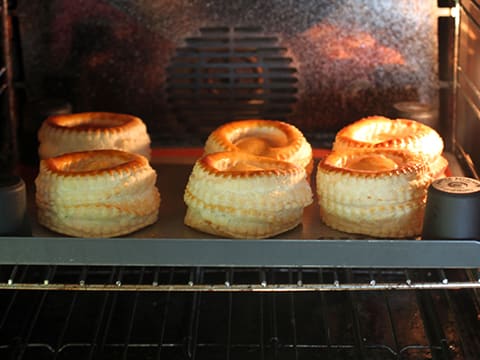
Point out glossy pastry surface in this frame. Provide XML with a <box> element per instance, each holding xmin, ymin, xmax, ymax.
<box><xmin>38</xmin><ymin>112</ymin><xmax>151</xmax><ymax>160</ymax></box>
<box><xmin>332</xmin><ymin>116</ymin><xmax>447</xmax><ymax>178</ymax></box>
<box><xmin>204</xmin><ymin>119</ymin><xmax>313</xmax><ymax>175</ymax></box>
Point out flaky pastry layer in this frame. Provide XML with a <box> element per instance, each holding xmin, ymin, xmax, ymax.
<box><xmin>204</xmin><ymin>119</ymin><xmax>313</xmax><ymax>174</ymax></box>
<box><xmin>333</xmin><ymin>116</ymin><xmax>444</xmax><ymax>160</ymax></box>
<box><xmin>184</xmin><ymin>151</ymin><xmax>313</xmax><ymax>238</ymax></box>
<box><xmin>316</xmin><ymin>149</ymin><xmax>431</xmax><ymax>238</ymax></box>
<box><xmin>38</xmin><ymin>112</ymin><xmax>151</xmax><ymax>160</ymax></box>
<box><xmin>35</xmin><ymin>149</ymin><xmax>160</xmax><ymax>237</ymax></box>
<box><xmin>332</xmin><ymin>116</ymin><xmax>448</xmax><ymax>180</ymax></box>
<box><xmin>319</xmin><ymin>199</ymin><xmax>425</xmax><ymax>238</ymax></box>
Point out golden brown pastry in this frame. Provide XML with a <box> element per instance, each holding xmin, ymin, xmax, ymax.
<box><xmin>316</xmin><ymin>149</ymin><xmax>431</xmax><ymax>238</ymax></box>
<box><xmin>332</xmin><ymin>116</ymin><xmax>447</xmax><ymax>179</ymax></box>
<box><xmin>184</xmin><ymin>151</ymin><xmax>313</xmax><ymax>239</ymax></box>
<box><xmin>38</xmin><ymin>112</ymin><xmax>151</xmax><ymax>160</ymax></box>
<box><xmin>35</xmin><ymin>149</ymin><xmax>160</xmax><ymax>237</ymax></box>
<box><xmin>204</xmin><ymin>119</ymin><xmax>313</xmax><ymax>177</ymax></box>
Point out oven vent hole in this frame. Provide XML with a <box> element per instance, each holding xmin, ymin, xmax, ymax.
<box><xmin>166</xmin><ymin>26</ymin><xmax>298</xmax><ymax>135</ymax></box>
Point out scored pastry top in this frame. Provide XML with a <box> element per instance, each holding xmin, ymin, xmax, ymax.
<box><xmin>204</xmin><ymin>119</ymin><xmax>312</xmax><ymax>167</ymax></box>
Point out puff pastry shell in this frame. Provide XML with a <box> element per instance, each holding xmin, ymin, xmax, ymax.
<box><xmin>38</xmin><ymin>112</ymin><xmax>151</xmax><ymax>160</ymax></box>
<box><xmin>204</xmin><ymin>119</ymin><xmax>313</xmax><ymax>176</ymax></box>
<box><xmin>184</xmin><ymin>151</ymin><xmax>313</xmax><ymax>238</ymax></box>
<box><xmin>316</xmin><ymin>149</ymin><xmax>432</xmax><ymax>238</ymax></box>
<box><xmin>35</xmin><ymin>150</ymin><xmax>160</xmax><ymax>237</ymax></box>
<box><xmin>333</xmin><ymin>116</ymin><xmax>447</xmax><ymax>178</ymax></box>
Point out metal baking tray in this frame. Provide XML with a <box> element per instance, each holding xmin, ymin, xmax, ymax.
<box><xmin>1</xmin><ymin>149</ymin><xmax>479</xmax><ymax>268</ymax></box>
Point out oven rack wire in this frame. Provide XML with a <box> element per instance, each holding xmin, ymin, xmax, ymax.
<box><xmin>1</xmin><ymin>265</ymin><xmax>480</xmax><ymax>292</ymax></box>
<box><xmin>1</xmin><ymin>266</ymin><xmax>480</xmax><ymax>359</ymax></box>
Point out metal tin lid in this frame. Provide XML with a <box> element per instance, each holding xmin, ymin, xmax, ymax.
<box><xmin>431</xmin><ymin>176</ymin><xmax>480</xmax><ymax>195</ymax></box>
<box><xmin>391</xmin><ymin>101</ymin><xmax>438</xmax><ymax>129</ymax></box>
<box><xmin>393</xmin><ymin>101</ymin><xmax>434</xmax><ymax>116</ymax></box>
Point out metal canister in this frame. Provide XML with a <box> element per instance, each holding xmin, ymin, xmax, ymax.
<box><xmin>392</xmin><ymin>101</ymin><xmax>439</xmax><ymax>130</ymax></box>
<box><xmin>422</xmin><ymin>177</ymin><xmax>480</xmax><ymax>239</ymax></box>
<box><xmin>0</xmin><ymin>175</ymin><xmax>28</xmax><ymax>236</ymax></box>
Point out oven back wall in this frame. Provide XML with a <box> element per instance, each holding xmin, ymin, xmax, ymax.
<box><xmin>17</xmin><ymin>0</ymin><xmax>438</xmax><ymax>145</ymax></box>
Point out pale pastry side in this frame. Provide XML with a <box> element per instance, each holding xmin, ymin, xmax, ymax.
<box><xmin>38</xmin><ymin>112</ymin><xmax>151</xmax><ymax>160</ymax></box>
<box><xmin>316</xmin><ymin>149</ymin><xmax>431</xmax><ymax>238</ymax></box>
<box><xmin>35</xmin><ymin>149</ymin><xmax>160</xmax><ymax>237</ymax></box>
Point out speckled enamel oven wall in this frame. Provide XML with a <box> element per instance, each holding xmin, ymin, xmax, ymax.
<box><xmin>18</xmin><ymin>0</ymin><xmax>438</xmax><ymax>144</ymax></box>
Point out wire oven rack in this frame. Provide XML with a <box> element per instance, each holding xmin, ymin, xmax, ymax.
<box><xmin>1</xmin><ymin>266</ymin><xmax>480</xmax><ymax>293</ymax></box>
<box><xmin>0</xmin><ymin>266</ymin><xmax>479</xmax><ymax>360</ymax></box>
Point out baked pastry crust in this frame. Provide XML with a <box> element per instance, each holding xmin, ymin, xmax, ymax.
<box><xmin>333</xmin><ymin>116</ymin><xmax>447</xmax><ymax>178</ymax></box>
<box><xmin>35</xmin><ymin>149</ymin><xmax>160</xmax><ymax>237</ymax></box>
<box><xmin>204</xmin><ymin>119</ymin><xmax>313</xmax><ymax>176</ymax></box>
<box><xmin>184</xmin><ymin>151</ymin><xmax>313</xmax><ymax>238</ymax></box>
<box><xmin>316</xmin><ymin>149</ymin><xmax>431</xmax><ymax>238</ymax></box>
<box><xmin>38</xmin><ymin>112</ymin><xmax>151</xmax><ymax>160</ymax></box>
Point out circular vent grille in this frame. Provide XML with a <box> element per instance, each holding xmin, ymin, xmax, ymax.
<box><xmin>166</xmin><ymin>26</ymin><xmax>298</xmax><ymax>132</ymax></box>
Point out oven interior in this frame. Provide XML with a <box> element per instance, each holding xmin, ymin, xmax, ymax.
<box><xmin>1</xmin><ymin>1</ymin><xmax>480</xmax><ymax>359</ymax></box>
